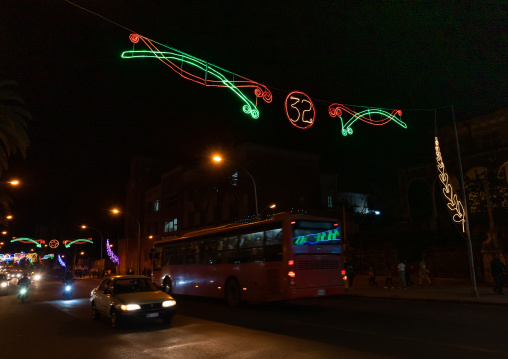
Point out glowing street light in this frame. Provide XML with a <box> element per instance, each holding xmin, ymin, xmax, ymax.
<box><xmin>212</xmin><ymin>154</ymin><xmax>259</xmax><ymax>219</ymax></box>
<box><xmin>81</xmin><ymin>225</ymin><xmax>104</xmax><ymax>270</ymax></box>
<box><xmin>111</xmin><ymin>208</ymin><xmax>141</xmax><ymax>275</ymax></box>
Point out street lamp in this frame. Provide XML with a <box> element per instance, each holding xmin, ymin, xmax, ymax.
<box><xmin>212</xmin><ymin>155</ymin><xmax>259</xmax><ymax>219</ymax></box>
<box><xmin>111</xmin><ymin>208</ymin><xmax>141</xmax><ymax>275</ymax></box>
<box><xmin>81</xmin><ymin>225</ymin><xmax>104</xmax><ymax>272</ymax></box>
<box><xmin>260</xmin><ymin>203</ymin><xmax>276</xmax><ymax>219</ymax></box>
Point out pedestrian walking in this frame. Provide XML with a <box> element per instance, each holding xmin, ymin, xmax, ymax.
<box><xmin>384</xmin><ymin>265</ymin><xmax>394</xmax><ymax>289</ymax></box>
<box><xmin>368</xmin><ymin>264</ymin><xmax>377</xmax><ymax>287</ymax></box>
<box><xmin>345</xmin><ymin>260</ymin><xmax>355</xmax><ymax>290</ymax></box>
<box><xmin>419</xmin><ymin>258</ymin><xmax>432</xmax><ymax>285</ymax></box>
<box><xmin>405</xmin><ymin>260</ymin><xmax>414</xmax><ymax>288</ymax></box>
<box><xmin>490</xmin><ymin>253</ymin><xmax>506</xmax><ymax>295</ymax></box>
<box><xmin>398</xmin><ymin>260</ymin><xmax>406</xmax><ymax>288</ymax></box>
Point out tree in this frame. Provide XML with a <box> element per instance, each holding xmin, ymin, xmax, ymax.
<box><xmin>0</xmin><ymin>79</ymin><xmax>31</xmax><ymax>224</ymax></box>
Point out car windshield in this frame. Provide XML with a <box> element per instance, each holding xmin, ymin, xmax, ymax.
<box><xmin>113</xmin><ymin>278</ymin><xmax>159</xmax><ymax>294</ymax></box>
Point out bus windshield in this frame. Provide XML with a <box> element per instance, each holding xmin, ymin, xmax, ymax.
<box><xmin>292</xmin><ymin>220</ymin><xmax>341</xmax><ymax>245</ymax></box>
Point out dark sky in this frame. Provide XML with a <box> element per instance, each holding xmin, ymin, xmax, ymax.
<box><xmin>0</xmin><ymin>1</ymin><xmax>506</xmax><ymax>239</ymax></box>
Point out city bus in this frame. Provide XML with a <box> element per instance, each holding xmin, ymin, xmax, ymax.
<box><xmin>152</xmin><ymin>212</ymin><xmax>344</xmax><ymax>305</ymax></box>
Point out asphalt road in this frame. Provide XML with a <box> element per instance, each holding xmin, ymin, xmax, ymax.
<box><xmin>1</xmin><ymin>277</ymin><xmax>507</xmax><ymax>359</ymax></box>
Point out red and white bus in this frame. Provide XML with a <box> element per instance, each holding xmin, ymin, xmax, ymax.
<box><xmin>152</xmin><ymin>212</ymin><xmax>344</xmax><ymax>305</ymax></box>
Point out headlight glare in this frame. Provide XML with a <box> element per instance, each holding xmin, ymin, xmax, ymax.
<box><xmin>1</xmin><ymin>282</ymin><xmax>7</xmax><ymax>287</ymax></box>
<box><xmin>120</xmin><ymin>304</ymin><xmax>141</xmax><ymax>311</ymax></box>
<box><xmin>162</xmin><ymin>300</ymin><xmax>176</xmax><ymax>307</ymax></box>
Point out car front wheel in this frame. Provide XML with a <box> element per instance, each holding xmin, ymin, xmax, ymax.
<box><xmin>91</xmin><ymin>303</ymin><xmax>101</xmax><ymax>320</ymax></box>
<box><xmin>111</xmin><ymin>309</ymin><xmax>122</xmax><ymax>329</ymax></box>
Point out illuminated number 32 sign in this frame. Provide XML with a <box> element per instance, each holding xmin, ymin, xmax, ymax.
<box><xmin>285</xmin><ymin>91</ymin><xmax>316</xmax><ymax>129</ymax></box>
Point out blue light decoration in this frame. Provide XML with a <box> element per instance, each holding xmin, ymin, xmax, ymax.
<box><xmin>106</xmin><ymin>238</ymin><xmax>119</xmax><ymax>265</ymax></box>
<box><xmin>293</xmin><ymin>228</ymin><xmax>342</xmax><ymax>245</ymax></box>
<box><xmin>121</xmin><ymin>34</ymin><xmax>272</xmax><ymax>120</ymax></box>
<box><xmin>328</xmin><ymin>103</ymin><xmax>406</xmax><ymax>136</ymax></box>
<box><xmin>42</xmin><ymin>254</ymin><xmax>54</xmax><ymax>260</ymax></box>
<box><xmin>57</xmin><ymin>255</ymin><xmax>66</xmax><ymax>268</ymax></box>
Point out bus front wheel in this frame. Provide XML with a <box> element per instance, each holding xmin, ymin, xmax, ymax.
<box><xmin>225</xmin><ymin>278</ymin><xmax>241</xmax><ymax>306</ymax></box>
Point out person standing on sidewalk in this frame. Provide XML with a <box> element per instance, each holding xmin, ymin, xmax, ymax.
<box><xmin>398</xmin><ymin>260</ymin><xmax>406</xmax><ymax>288</ymax></box>
<box><xmin>405</xmin><ymin>260</ymin><xmax>415</xmax><ymax>288</ymax></box>
<box><xmin>345</xmin><ymin>260</ymin><xmax>355</xmax><ymax>290</ymax></box>
<box><xmin>490</xmin><ymin>253</ymin><xmax>506</xmax><ymax>295</ymax></box>
<box><xmin>419</xmin><ymin>258</ymin><xmax>432</xmax><ymax>286</ymax></box>
<box><xmin>368</xmin><ymin>264</ymin><xmax>377</xmax><ymax>287</ymax></box>
<box><xmin>384</xmin><ymin>265</ymin><xmax>394</xmax><ymax>289</ymax></box>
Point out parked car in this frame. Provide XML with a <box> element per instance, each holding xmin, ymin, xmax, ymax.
<box><xmin>90</xmin><ymin>275</ymin><xmax>176</xmax><ymax>328</ymax></box>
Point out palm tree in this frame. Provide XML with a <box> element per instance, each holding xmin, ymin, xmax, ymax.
<box><xmin>0</xmin><ymin>79</ymin><xmax>31</xmax><ymax>224</ymax></box>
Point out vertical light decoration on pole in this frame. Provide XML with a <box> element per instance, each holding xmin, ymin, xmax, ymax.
<box><xmin>434</xmin><ymin>137</ymin><xmax>466</xmax><ymax>232</ymax></box>
<box><xmin>106</xmin><ymin>238</ymin><xmax>119</xmax><ymax>265</ymax></box>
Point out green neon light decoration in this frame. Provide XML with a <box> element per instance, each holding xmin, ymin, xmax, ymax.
<box><xmin>64</xmin><ymin>238</ymin><xmax>93</xmax><ymax>248</ymax></box>
<box><xmin>11</xmin><ymin>237</ymin><xmax>42</xmax><ymax>248</ymax></box>
<box><xmin>329</xmin><ymin>104</ymin><xmax>406</xmax><ymax>136</ymax></box>
<box><xmin>121</xmin><ymin>34</ymin><xmax>272</xmax><ymax>119</ymax></box>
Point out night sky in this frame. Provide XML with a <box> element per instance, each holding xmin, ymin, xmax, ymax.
<box><xmin>0</xmin><ymin>1</ymin><xmax>506</xmax><ymax>241</ymax></box>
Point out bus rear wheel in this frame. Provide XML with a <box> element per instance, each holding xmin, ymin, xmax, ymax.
<box><xmin>225</xmin><ymin>278</ymin><xmax>241</xmax><ymax>306</ymax></box>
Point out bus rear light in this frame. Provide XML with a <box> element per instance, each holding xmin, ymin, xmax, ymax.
<box><xmin>291</xmin><ymin>221</ymin><xmax>296</xmax><ymax>225</ymax></box>
<box><xmin>243</xmin><ymin>288</ymin><xmax>247</xmax><ymax>291</ymax></box>
<box><xmin>288</xmin><ymin>260</ymin><xmax>294</xmax><ymax>266</ymax></box>
<box><xmin>341</xmin><ymin>269</ymin><xmax>346</xmax><ymax>275</ymax></box>
<box><xmin>288</xmin><ymin>271</ymin><xmax>296</xmax><ymax>278</ymax></box>
<box><xmin>343</xmin><ymin>275</ymin><xmax>347</xmax><ymax>280</ymax></box>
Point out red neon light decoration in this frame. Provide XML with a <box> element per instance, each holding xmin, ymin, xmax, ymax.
<box><xmin>328</xmin><ymin>103</ymin><xmax>405</xmax><ymax>136</ymax></box>
<box><xmin>123</xmin><ymin>34</ymin><xmax>272</xmax><ymax>119</ymax></box>
<box><xmin>285</xmin><ymin>91</ymin><xmax>316</xmax><ymax>129</ymax></box>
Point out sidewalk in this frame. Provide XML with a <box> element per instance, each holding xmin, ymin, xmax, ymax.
<box><xmin>344</xmin><ymin>275</ymin><xmax>508</xmax><ymax>306</ymax></box>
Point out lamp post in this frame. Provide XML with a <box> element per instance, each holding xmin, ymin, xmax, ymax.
<box><xmin>212</xmin><ymin>155</ymin><xmax>259</xmax><ymax>219</ymax></box>
<box><xmin>81</xmin><ymin>225</ymin><xmax>104</xmax><ymax>272</ymax></box>
<box><xmin>260</xmin><ymin>203</ymin><xmax>276</xmax><ymax>219</ymax></box>
<box><xmin>112</xmin><ymin>209</ymin><xmax>141</xmax><ymax>275</ymax></box>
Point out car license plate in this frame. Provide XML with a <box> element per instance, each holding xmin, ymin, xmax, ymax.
<box><xmin>317</xmin><ymin>289</ymin><xmax>326</xmax><ymax>296</ymax></box>
<box><xmin>146</xmin><ymin>313</ymin><xmax>159</xmax><ymax>318</ymax></box>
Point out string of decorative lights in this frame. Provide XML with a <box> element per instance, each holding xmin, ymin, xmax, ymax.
<box><xmin>63</xmin><ymin>0</ymin><xmax>450</xmax><ymax>133</ymax></box>
<box><xmin>106</xmin><ymin>238</ymin><xmax>119</xmax><ymax>265</ymax></box>
<box><xmin>10</xmin><ymin>237</ymin><xmax>44</xmax><ymax>248</ymax></box>
<box><xmin>63</xmin><ymin>238</ymin><xmax>93</xmax><ymax>248</ymax></box>
<box><xmin>434</xmin><ymin>136</ymin><xmax>466</xmax><ymax>232</ymax></box>
<box><xmin>57</xmin><ymin>254</ymin><xmax>66</xmax><ymax>267</ymax></box>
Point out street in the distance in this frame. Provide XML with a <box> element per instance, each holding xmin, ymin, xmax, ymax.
<box><xmin>1</xmin><ymin>276</ymin><xmax>508</xmax><ymax>359</ymax></box>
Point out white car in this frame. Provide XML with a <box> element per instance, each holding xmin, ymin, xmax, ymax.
<box><xmin>90</xmin><ymin>275</ymin><xmax>176</xmax><ymax>328</ymax></box>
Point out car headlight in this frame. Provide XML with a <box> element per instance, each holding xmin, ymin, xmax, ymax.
<box><xmin>34</xmin><ymin>275</ymin><xmax>41</xmax><ymax>280</ymax></box>
<box><xmin>120</xmin><ymin>304</ymin><xmax>141</xmax><ymax>311</ymax></box>
<box><xmin>162</xmin><ymin>300</ymin><xmax>176</xmax><ymax>307</ymax></box>
<box><xmin>1</xmin><ymin>282</ymin><xmax>7</xmax><ymax>287</ymax></box>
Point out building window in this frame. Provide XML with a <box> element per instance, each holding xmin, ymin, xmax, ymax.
<box><xmin>154</xmin><ymin>200</ymin><xmax>159</xmax><ymax>212</ymax></box>
<box><xmin>164</xmin><ymin>219</ymin><xmax>178</xmax><ymax>233</ymax></box>
<box><xmin>328</xmin><ymin>195</ymin><xmax>333</xmax><ymax>208</ymax></box>
<box><xmin>231</xmin><ymin>171</ymin><xmax>239</xmax><ymax>186</ymax></box>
